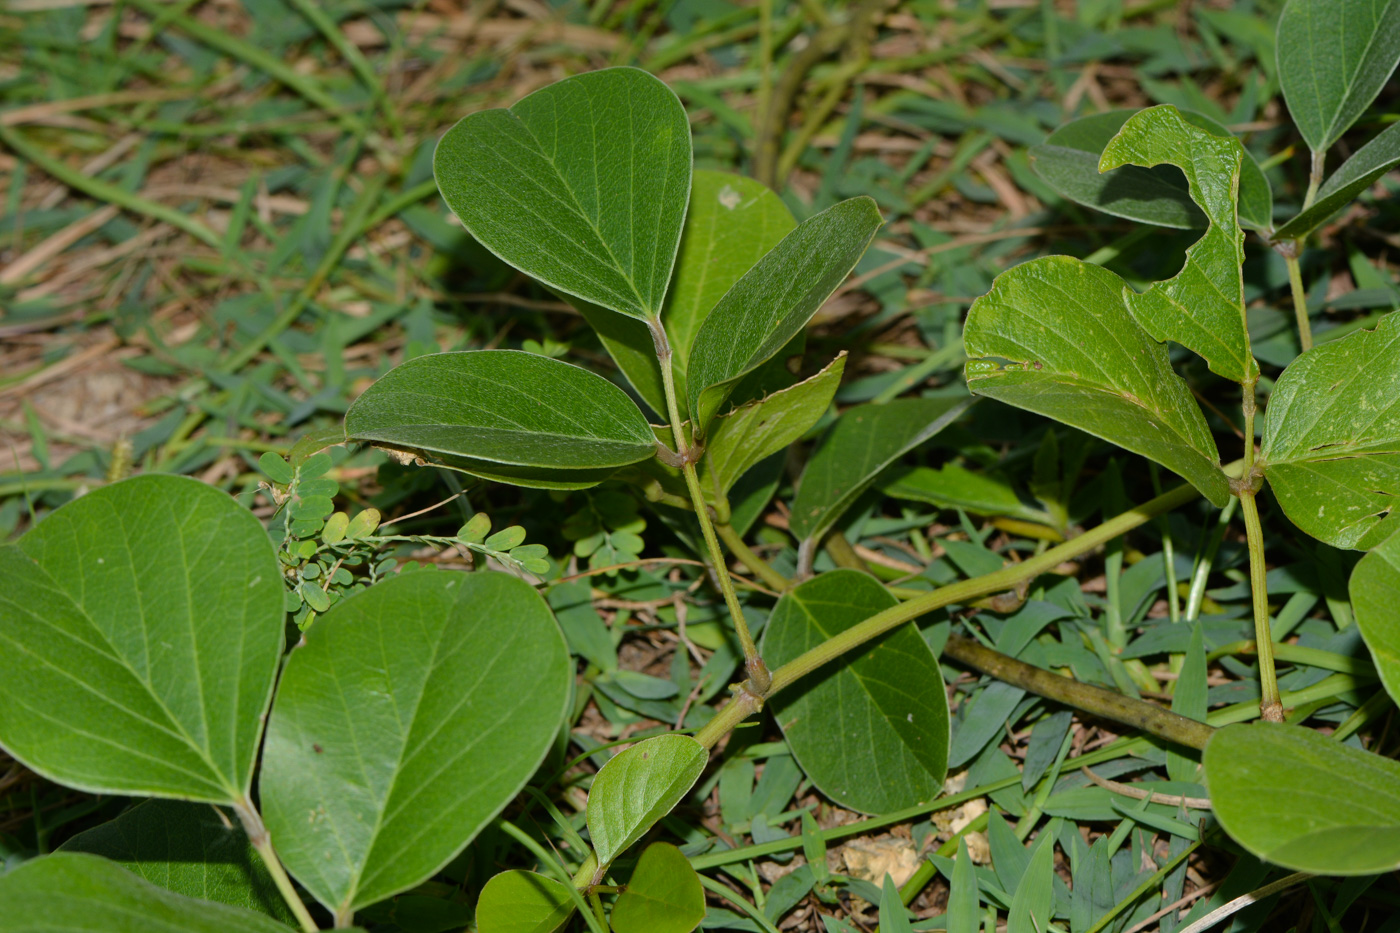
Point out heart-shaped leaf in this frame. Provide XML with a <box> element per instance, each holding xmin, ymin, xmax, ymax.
<box><xmin>1099</xmin><ymin>104</ymin><xmax>1257</xmax><ymax>385</ymax></box>
<box><xmin>585</xmin><ymin>734</ymin><xmax>707</xmax><ymax>869</ymax></box>
<box><xmin>964</xmin><ymin>256</ymin><xmax>1231</xmax><ymax>508</ymax></box>
<box><xmin>0</xmin><ymin>853</ymin><xmax>294</xmax><ymax>933</ymax></box>
<box><xmin>345</xmin><ymin>350</ymin><xmax>657</xmax><ymax>487</ymax></box>
<box><xmin>1275</xmin><ymin>122</ymin><xmax>1400</xmax><ymax>240</ymax></box>
<box><xmin>1353</xmin><ymin>529</ymin><xmax>1400</xmax><ymax>705</ymax></box>
<box><xmin>1278</xmin><ymin>0</ymin><xmax>1400</xmax><ymax>155</ymax></box>
<box><xmin>1261</xmin><ymin>311</ymin><xmax>1400</xmax><ymax>549</ymax></box>
<box><xmin>687</xmin><ymin>197</ymin><xmax>882</xmax><ymax>436</ymax></box>
<box><xmin>261</xmin><ymin>570</ymin><xmax>571</xmax><ymax>917</ymax></box>
<box><xmin>763</xmin><ymin>570</ymin><xmax>950</xmax><ymax>815</ymax></box>
<box><xmin>1031</xmin><ymin>108</ymin><xmax>1273</xmax><ymax>231</ymax></box>
<box><xmin>434</xmin><ymin>67</ymin><xmax>690</xmax><ymax>321</ymax></box>
<box><xmin>475</xmin><ymin>870</ymin><xmax>575</xmax><ymax>933</ymax></box>
<box><xmin>610</xmin><ymin>842</ymin><xmax>705</xmax><ymax>933</ymax></box>
<box><xmin>59</xmin><ymin>799</ymin><xmax>294</xmax><ymax>922</ymax></box>
<box><xmin>789</xmin><ymin>395</ymin><xmax>974</xmax><ymax>542</ymax></box>
<box><xmin>1204</xmin><ymin>722</ymin><xmax>1400</xmax><ymax>875</ymax></box>
<box><xmin>0</xmin><ymin>475</ymin><xmax>284</xmax><ymax>803</ymax></box>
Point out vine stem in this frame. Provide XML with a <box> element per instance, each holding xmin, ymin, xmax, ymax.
<box><xmin>649</xmin><ymin>321</ymin><xmax>770</xmax><ymax>695</ymax></box>
<box><xmin>232</xmin><ymin>799</ymin><xmax>319</xmax><ymax>932</ymax></box>
<box><xmin>1240</xmin><ymin>386</ymin><xmax>1282</xmax><ymax>722</ymax></box>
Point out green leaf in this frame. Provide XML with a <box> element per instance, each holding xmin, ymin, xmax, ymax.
<box><xmin>261</xmin><ymin>570</ymin><xmax>571</xmax><ymax>916</ymax></box>
<box><xmin>686</xmin><ymin>197</ymin><xmax>883</xmax><ymax>436</ymax></box>
<box><xmin>1354</xmin><ymin>529</ymin><xmax>1400</xmax><ymax>705</ymax></box>
<box><xmin>586</xmin><ymin>734</ymin><xmax>708</xmax><ymax>869</ymax></box>
<box><xmin>433</xmin><ymin>67</ymin><xmax>690</xmax><ymax>321</ymax></box>
<box><xmin>1031</xmin><ymin>108</ymin><xmax>1273</xmax><ymax>231</ymax></box>
<box><xmin>946</xmin><ymin>838</ymin><xmax>979</xmax><ymax>933</ymax></box>
<box><xmin>1204</xmin><ymin>722</ymin><xmax>1400</xmax><ymax>875</ymax></box>
<box><xmin>1167</xmin><ymin>624</ymin><xmax>1208</xmax><ymax>783</ymax></box>
<box><xmin>345</xmin><ymin>350</ymin><xmax>657</xmax><ymax>484</ymax></box>
<box><xmin>789</xmin><ymin>395</ymin><xmax>974</xmax><ymax>542</ymax></box>
<box><xmin>610</xmin><ymin>842</ymin><xmax>705</xmax><ymax>933</ymax></box>
<box><xmin>1260</xmin><ymin>311</ymin><xmax>1400</xmax><ymax>549</ymax></box>
<box><xmin>963</xmin><ymin>256</ymin><xmax>1230</xmax><ymax>508</ymax></box>
<box><xmin>881</xmin><ymin>463</ymin><xmax>1052</xmax><ymax>524</ymax></box>
<box><xmin>1275</xmin><ymin>122</ymin><xmax>1400</xmax><ymax>240</ymax></box>
<box><xmin>763</xmin><ymin>570</ymin><xmax>950</xmax><ymax>815</ymax></box>
<box><xmin>0</xmin><ymin>853</ymin><xmax>293</xmax><ymax>933</ymax></box>
<box><xmin>0</xmin><ymin>475</ymin><xmax>284</xmax><ymax>802</ymax></box>
<box><xmin>1099</xmin><ymin>104</ymin><xmax>1258</xmax><ymax>385</ymax></box>
<box><xmin>258</xmin><ymin>451</ymin><xmax>294</xmax><ymax>485</ymax></box>
<box><xmin>1278</xmin><ymin>0</ymin><xmax>1400</xmax><ymax>155</ymax></box>
<box><xmin>878</xmin><ymin>875</ymin><xmax>913</xmax><ymax>933</ymax></box>
<box><xmin>58</xmin><ymin>799</ymin><xmax>294</xmax><ymax>922</ymax></box>
<box><xmin>1005</xmin><ymin>834</ymin><xmax>1054</xmax><ymax>933</ymax></box>
<box><xmin>475</xmin><ymin>870</ymin><xmax>574</xmax><ymax>933</ymax></box>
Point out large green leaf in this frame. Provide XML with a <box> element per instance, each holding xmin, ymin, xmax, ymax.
<box><xmin>434</xmin><ymin>67</ymin><xmax>690</xmax><ymax>321</ymax></box>
<box><xmin>1204</xmin><ymin>723</ymin><xmax>1400</xmax><ymax>874</ymax></box>
<box><xmin>686</xmin><ymin>197</ymin><xmax>882</xmax><ymax>436</ymax></box>
<box><xmin>763</xmin><ymin>570</ymin><xmax>950</xmax><ymax>815</ymax></box>
<box><xmin>881</xmin><ymin>463</ymin><xmax>1052</xmax><ymax>524</ymax></box>
<box><xmin>59</xmin><ymin>800</ymin><xmax>294</xmax><ymax>922</ymax></box>
<box><xmin>0</xmin><ymin>853</ymin><xmax>293</xmax><ymax>933</ymax></box>
<box><xmin>585</xmin><ymin>734</ymin><xmax>707</xmax><ymax>870</ymax></box>
<box><xmin>1275</xmin><ymin>121</ymin><xmax>1400</xmax><ymax>241</ymax></box>
<box><xmin>261</xmin><ymin>570</ymin><xmax>571</xmax><ymax>917</ymax></box>
<box><xmin>0</xmin><ymin>475</ymin><xmax>283</xmax><ymax>803</ymax></box>
<box><xmin>1099</xmin><ymin>105</ymin><xmax>1257</xmax><ymax>385</ymax></box>
<box><xmin>1278</xmin><ymin>0</ymin><xmax>1400</xmax><ymax>155</ymax></box>
<box><xmin>789</xmin><ymin>395</ymin><xmax>974</xmax><ymax>542</ymax></box>
<box><xmin>1261</xmin><ymin>311</ymin><xmax>1400</xmax><ymax>549</ymax></box>
<box><xmin>963</xmin><ymin>257</ymin><xmax>1230</xmax><ymax>507</ymax></box>
<box><xmin>1353</xmin><ymin>529</ymin><xmax>1400</xmax><ymax>706</ymax></box>
<box><xmin>1031</xmin><ymin>108</ymin><xmax>1273</xmax><ymax>231</ymax></box>
<box><xmin>345</xmin><ymin>350</ymin><xmax>657</xmax><ymax>485</ymax></box>
<box><xmin>610</xmin><ymin>842</ymin><xmax>705</xmax><ymax>933</ymax></box>
<box><xmin>475</xmin><ymin>870</ymin><xmax>574</xmax><ymax>933</ymax></box>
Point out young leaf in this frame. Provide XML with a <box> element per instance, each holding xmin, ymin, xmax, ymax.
<box><xmin>686</xmin><ymin>197</ymin><xmax>883</xmax><ymax>436</ymax></box>
<box><xmin>1204</xmin><ymin>723</ymin><xmax>1400</xmax><ymax>875</ymax></box>
<box><xmin>1278</xmin><ymin>0</ymin><xmax>1400</xmax><ymax>156</ymax></box>
<box><xmin>58</xmin><ymin>799</ymin><xmax>294</xmax><ymax>922</ymax></box>
<box><xmin>1274</xmin><ymin>122</ymin><xmax>1400</xmax><ymax>241</ymax></box>
<box><xmin>610</xmin><ymin>842</ymin><xmax>705</xmax><ymax>933</ymax></box>
<box><xmin>586</xmin><ymin>734</ymin><xmax>708</xmax><ymax>869</ymax></box>
<box><xmin>0</xmin><ymin>475</ymin><xmax>284</xmax><ymax>803</ymax></box>
<box><xmin>261</xmin><ymin>570</ymin><xmax>571</xmax><ymax>916</ymax></box>
<box><xmin>1352</xmin><ymin>529</ymin><xmax>1400</xmax><ymax>705</ymax></box>
<box><xmin>0</xmin><ymin>853</ymin><xmax>293</xmax><ymax>933</ymax></box>
<box><xmin>434</xmin><ymin>67</ymin><xmax>690</xmax><ymax>321</ymax></box>
<box><xmin>475</xmin><ymin>870</ymin><xmax>574</xmax><ymax>933</ymax></box>
<box><xmin>789</xmin><ymin>395</ymin><xmax>974</xmax><ymax>542</ymax></box>
<box><xmin>1031</xmin><ymin>108</ymin><xmax>1272</xmax><ymax>231</ymax></box>
<box><xmin>1260</xmin><ymin>312</ymin><xmax>1400</xmax><ymax>549</ymax></box>
<box><xmin>763</xmin><ymin>570</ymin><xmax>950</xmax><ymax>815</ymax></box>
<box><xmin>963</xmin><ymin>257</ymin><xmax>1230</xmax><ymax>507</ymax></box>
<box><xmin>1099</xmin><ymin>104</ymin><xmax>1257</xmax><ymax>385</ymax></box>
<box><xmin>345</xmin><ymin>350</ymin><xmax>657</xmax><ymax>481</ymax></box>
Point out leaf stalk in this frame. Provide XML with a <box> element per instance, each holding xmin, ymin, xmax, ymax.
<box><xmin>232</xmin><ymin>799</ymin><xmax>319</xmax><ymax>932</ymax></box>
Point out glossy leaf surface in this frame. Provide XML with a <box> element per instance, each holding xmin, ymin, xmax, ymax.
<box><xmin>586</xmin><ymin>734</ymin><xmax>707</xmax><ymax>869</ymax></box>
<box><xmin>1278</xmin><ymin>0</ymin><xmax>1400</xmax><ymax>154</ymax></box>
<box><xmin>1099</xmin><ymin>105</ymin><xmax>1257</xmax><ymax>385</ymax></box>
<box><xmin>686</xmin><ymin>197</ymin><xmax>882</xmax><ymax>435</ymax></box>
<box><xmin>1261</xmin><ymin>312</ymin><xmax>1400</xmax><ymax>549</ymax></box>
<box><xmin>1275</xmin><ymin>122</ymin><xmax>1400</xmax><ymax>240</ymax></box>
<box><xmin>1354</xmin><ymin>529</ymin><xmax>1400</xmax><ymax>706</ymax></box>
<box><xmin>262</xmin><ymin>570</ymin><xmax>571</xmax><ymax>914</ymax></box>
<box><xmin>475</xmin><ymin>870</ymin><xmax>574</xmax><ymax>933</ymax></box>
<box><xmin>764</xmin><ymin>571</ymin><xmax>949</xmax><ymax>815</ymax></box>
<box><xmin>610</xmin><ymin>842</ymin><xmax>705</xmax><ymax>933</ymax></box>
<box><xmin>0</xmin><ymin>475</ymin><xmax>283</xmax><ymax>802</ymax></box>
<box><xmin>1031</xmin><ymin>108</ymin><xmax>1272</xmax><ymax>230</ymax></box>
<box><xmin>789</xmin><ymin>395</ymin><xmax>973</xmax><ymax>541</ymax></box>
<box><xmin>434</xmin><ymin>67</ymin><xmax>690</xmax><ymax>320</ymax></box>
<box><xmin>963</xmin><ymin>257</ymin><xmax>1230</xmax><ymax>507</ymax></box>
<box><xmin>1205</xmin><ymin>723</ymin><xmax>1400</xmax><ymax>874</ymax></box>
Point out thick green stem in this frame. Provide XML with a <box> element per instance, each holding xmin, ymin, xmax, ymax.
<box><xmin>233</xmin><ymin>800</ymin><xmax>319</xmax><ymax>932</ymax></box>
<box><xmin>716</xmin><ymin>522</ymin><xmax>790</xmax><ymax>593</ymax></box>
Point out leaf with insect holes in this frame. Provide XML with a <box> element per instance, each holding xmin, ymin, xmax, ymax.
<box><xmin>474</xmin><ymin>870</ymin><xmax>574</xmax><ymax>933</ymax></box>
<box><xmin>1099</xmin><ymin>105</ymin><xmax>1257</xmax><ymax>385</ymax></box>
<box><xmin>433</xmin><ymin>67</ymin><xmax>690</xmax><ymax>321</ymax></box>
<box><xmin>1276</xmin><ymin>122</ymin><xmax>1400</xmax><ymax>240</ymax></box>
<box><xmin>585</xmin><ymin>734</ymin><xmax>707</xmax><ymax>869</ymax></box>
<box><xmin>1261</xmin><ymin>312</ymin><xmax>1400</xmax><ymax>549</ymax></box>
<box><xmin>0</xmin><ymin>475</ymin><xmax>284</xmax><ymax>804</ymax></box>
<box><xmin>1353</xmin><ymin>529</ymin><xmax>1400</xmax><ymax>707</ymax></box>
<box><xmin>963</xmin><ymin>256</ymin><xmax>1231</xmax><ymax>507</ymax></box>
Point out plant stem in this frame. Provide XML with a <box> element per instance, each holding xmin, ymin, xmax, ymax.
<box><xmin>232</xmin><ymin>800</ymin><xmax>319</xmax><ymax>932</ymax></box>
<box><xmin>650</xmin><ymin>321</ymin><xmax>770</xmax><ymax>695</ymax></box>
<box><xmin>1285</xmin><ymin>251</ymin><xmax>1313</xmax><ymax>352</ymax></box>
<box><xmin>1240</xmin><ymin>385</ymin><xmax>1282</xmax><ymax>722</ymax></box>
<box><xmin>716</xmin><ymin>521</ymin><xmax>791</xmax><ymax>592</ymax></box>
